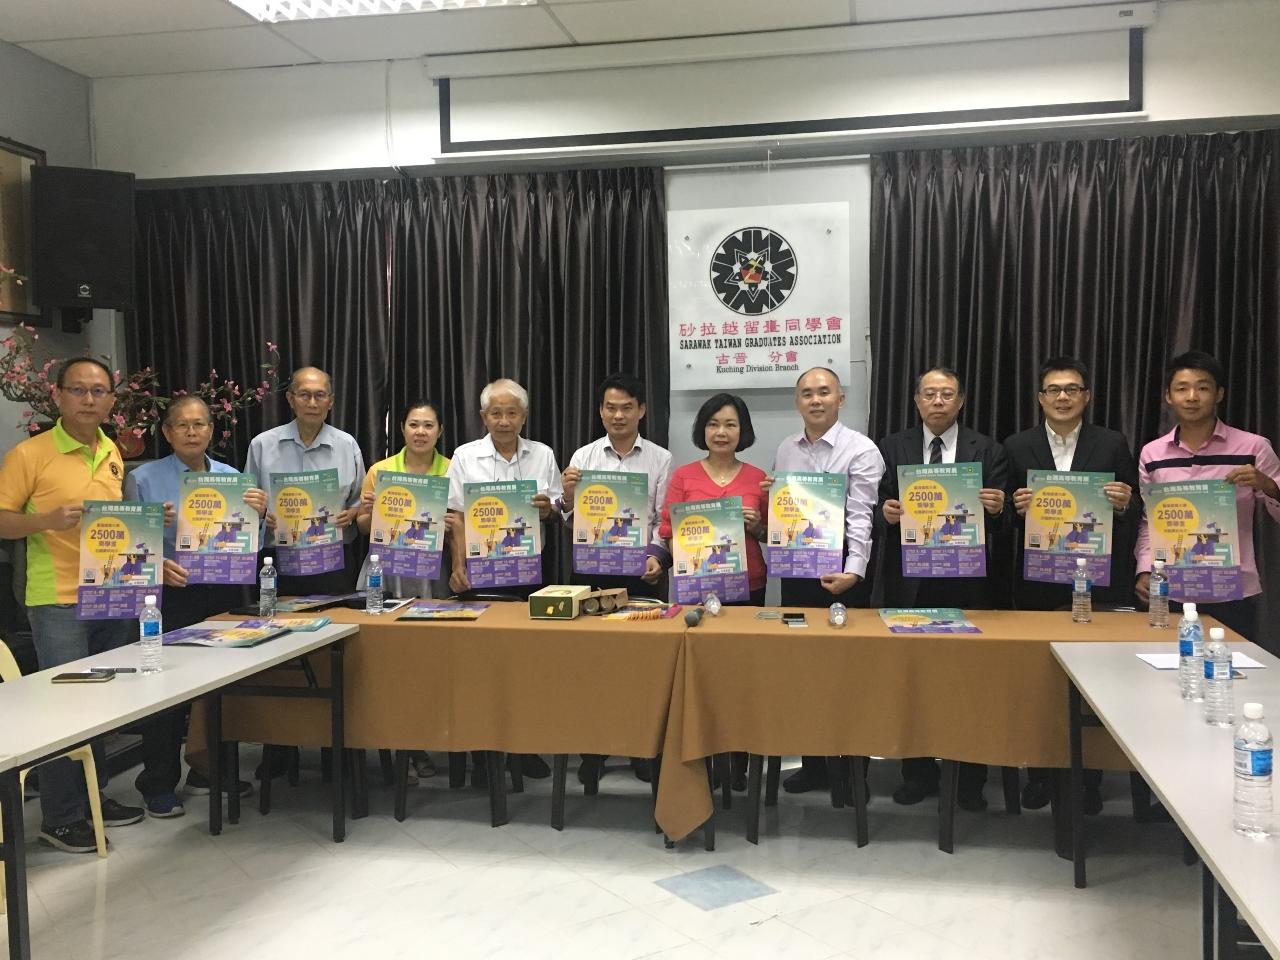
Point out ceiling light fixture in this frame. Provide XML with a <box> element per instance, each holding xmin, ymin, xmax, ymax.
<box><xmin>227</xmin><ymin>0</ymin><xmax>536</xmax><ymax>22</ymax></box>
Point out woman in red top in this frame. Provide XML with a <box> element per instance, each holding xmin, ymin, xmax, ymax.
<box><xmin>654</xmin><ymin>393</ymin><xmax>768</xmax><ymax>605</ymax></box>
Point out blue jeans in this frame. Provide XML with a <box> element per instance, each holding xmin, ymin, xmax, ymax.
<box><xmin>26</xmin><ymin>605</ymin><xmax>130</xmax><ymax>827</ymax></box>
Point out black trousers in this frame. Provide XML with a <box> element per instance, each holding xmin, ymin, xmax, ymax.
<box><xmin>781</xmin><ymin>576</ymin><xmax>871</xmax><ymax>779</ymax></box>
<box><xmin>134</xmin><ymin>582</ymin><xmax>249</xmax><ymax>799</ymax></box>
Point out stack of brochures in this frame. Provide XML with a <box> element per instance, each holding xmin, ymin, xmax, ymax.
<box><xmin>161</xmin><ymin>622</ymin><xmax>291</xmax><ymax>648</ymax></box>
<box><xmin>396</xmin><ymin>600</ymin><xmax>489</xmax><ymax>621</ymax></box>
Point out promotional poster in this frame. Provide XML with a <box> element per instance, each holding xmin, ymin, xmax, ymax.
<box><xmin>77</xmin><ymin>500</ymin><xmax>164</xmax><ymax>619</ymax></box>
<box><xmin>897</xmin><ymin>463</ymin><xmax>986</xmax><ymax>577</ymax></box>
<box><xmin>765</xmin><ymin>472</ymin><xmax>847</xmax><ymax>577</ymax></box>
<box><xmin>271</xmin><ymin>469</ymin><xmax>345</xmax><ymax>577</ymax></box>
<box><xmin>175</xmin><ymin>472</ymin><xmax>259</xmax><ymax>584</ymax></box>
<box><xmin>369</xmin><ymin>471</ymin><xmax>449</xmax><ymax>579</ymax></box>
<box><xmin>1023</xmin><ymin>471</ymin><xmax>1114</xmax><ymax>586</ymax></box>
<box><xmin>670</xmin><ymin>497</ymin><xmax>749</xmax><ymax>604</ymax></box>
<box><xmin>463</xmin><ymin>480</ymin><xmax>542</xmax><ymax>588</ymax></box>
<box><xmin>1145</xmin><ymin>480</ymin><xmax>1242</xmax><ymax>601</ymax></box>
<box><xmin>571</xmin><ymin>469</ymin><xmax>650</xmax><ymax>577</ymax></box>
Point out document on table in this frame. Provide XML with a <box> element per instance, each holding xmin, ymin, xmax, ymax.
<box><xmin>1136</xmin><ymin>652</ymin><xmax>1265</xmax><ymax>670</ymax></box>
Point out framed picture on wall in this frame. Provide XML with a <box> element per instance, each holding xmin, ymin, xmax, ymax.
<box><xmin>0</xmin><ymin>136</ymin><xmax>45</xmax><ymax>324</ymax></box>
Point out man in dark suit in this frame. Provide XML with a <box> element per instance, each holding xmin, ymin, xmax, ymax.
<box><xmin>1004</xmin><ymin>356</ymin><xmax>1138</xmax><ymax>812</ymax></box>
<box><xmin>877</xmin><ymin>367</ymin><xmax>1009</xmax><ymax>811</ymax></box>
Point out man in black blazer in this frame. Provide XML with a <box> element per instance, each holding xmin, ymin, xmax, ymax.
<box><xmin>1004</xmin><ymin>356</ymin><xmax>1138</xmax><ymax>812</ymax></box>
<box><xmin>877</xmin><ymin>367</ymin><xmax>1010</xmax><ymax>811</ymax></box>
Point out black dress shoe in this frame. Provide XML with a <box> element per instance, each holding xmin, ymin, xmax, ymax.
<box><xmin>577</xmin><ymin>756</ymin><xmax>604</xmax><ymax>785</ymax></box>
<box><xmin>521</xmin><ymin>754</ymin><xmax>551</xmax><ymax>779</ymax></box>
<box><xmin>892</xmin><ymin>779</ymin><xmax>939</xmax><ymax>806</ymax></box>
<box><xmin>1083</xmin><ymin>783</ymin><xmax>1104</xmax><ymax>816</ymax></box>
<box><xmin>631</xmin><ymin>758</ymin><xmax>652</xmax><ymax>783</ymax></box>
<box><xmin>782</xmin><ymin>769</ymin><xmax>830</xmax><ymax>794</ymax></box>
<box><xmin>1020</xmin><ymin>777</ymin><xmax>1052</xmax><ymax>810</ymax></box>
<box><xmin>957</xmin><ymin>790</ymin><xmax>988</xmax><ymax>813</ymax></box>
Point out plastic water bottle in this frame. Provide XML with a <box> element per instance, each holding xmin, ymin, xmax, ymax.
<box><xmin>366</xmin><ymin>554</ymin><xmax>384</xmax><ymax>615</ymax></box>
<box><xmin>1178</xmin><ymin>603</ymin><xmax>1204</xmax><ymax>702</ymax></box>
<box><xmin>258</xmin><ymin>556</ymin><xmax>277</xmax><ymax>618</ymax></box>
<box><xmin>1148</xmin><ymin>560</ymin><xmax>1169</xmax><ymax>628</ymax></box>
<box><xmin>139</xmin><ymin>595</ymin><xmax>163</xmax><ymax>674</ymax></box>
<box><xmin>702</xmin><ymin>592</ymin><xmax>722</xmax><ymax>616</ymax></box>
<box><xmin>1233</xmin><ymin>702</ymin><xmax>1273</xmax><ymax>839</ymax></box>
<box><xmin>828</xmin><ymin>602</ymin><xmax>848</xmax><ymax>628</ymax></box>
<box><xmin>1203</xmin><ymin>627</ymin><xmax>1234</xmax><ymax>727</ymax></box>
<box><xmin>1071</xmin><ymin>558</ymin><xmax>1091</xmax><ymax>623</ymax></box>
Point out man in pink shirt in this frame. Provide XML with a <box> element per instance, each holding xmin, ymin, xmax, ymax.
<box><xmin>1135</xmin><ymin>351</ymin><xmax>1280</xmax><ymax>638</ymax></box>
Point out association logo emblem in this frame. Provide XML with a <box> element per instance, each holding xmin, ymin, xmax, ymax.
<box><xmin>709</xmin><ymin>227</ymin><xmax>797</xmax><ymax>315</ymax></box>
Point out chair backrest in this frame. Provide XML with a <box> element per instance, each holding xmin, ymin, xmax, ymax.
<box><xmin>0</xmin><ymin>638</ymin><xmax>21</xmax><ymax>682</ymax></box>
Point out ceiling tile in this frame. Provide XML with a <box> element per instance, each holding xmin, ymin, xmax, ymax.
<box><xmin>274</xmin><ymin>7</ymin><xmax>572</xmax><ymax>61</ymax></box>
<box><xmin>0</xmin><ymin>0</ymin><xmax>257</xmax><ymax>43</ymax></box>
<box><xmin>548</xmin><ymin>0</ymin><xmax>852</xmax><ymax>44</ymax></box>
<box><xmin>18</xmin><ymin>26</ymin><xmax>317</xmax><ymax>78</ymax></box>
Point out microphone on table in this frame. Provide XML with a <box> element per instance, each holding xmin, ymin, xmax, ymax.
<box><xmin>684</xmin><ymin>608</ymin><xmax>703</xmax><ymax>627</ymax></box>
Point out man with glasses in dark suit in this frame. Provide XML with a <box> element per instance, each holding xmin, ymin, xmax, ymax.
<box><xmin>876</xmin><ymin>366</ymin><xmax>1009</xmax><ymax>812</ymax></box>
<box><xmin>1004</xmin><ymin>356</ymin><xmax>1138</xmax><ymax>813</ymax></box>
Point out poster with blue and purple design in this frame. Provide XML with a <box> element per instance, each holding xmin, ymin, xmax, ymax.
<box><xmin>1023</xmin><ymin>471</ymin><xmax>1114</xmax><ymax>586</ymax></box>
<box><xmin>1145</xmin><ymin>480</ymin><xmax>1242</xmax><ymax>602</ymax></box>
<box><xmin>369</xmin><ymin>471</ymin><xmax>448</xmax><ymax>579</ymax></box>
<box><xmin>77</xmin><ymin>500</ymin><xmax>164</xmax><ymax>619</ymax></box>
<box><xmin>765</xmin><ymin>472</ymin><xmax>846</xmax><ymax>577</ymax></box>
<box><xmin>670</xmin><ymin>497</ymin><xmax>749</xmax><ymax>604</ymax></box>
<box><xmin>572</xmin><ymin>470</ymin><xmax>650</xmax><ymax>577</ymax></box>
<box><xmin>176</xmin><ymin>472</ymin><xmax>259</xmax><ymax>584</ymax></box>
<box><xmin>897</xmin><ymin>462</ymin><xmax>986</xmax><ymax>578</ymax></box>
<box><xmin>271</xmin><ymin>469</ymin><xmax>344</xmax><ymax>577</ymax></box>
<box><xmin>463</xmin><ymin>480</ymin><xmax>542</xmax><ymax>588</ymax></box>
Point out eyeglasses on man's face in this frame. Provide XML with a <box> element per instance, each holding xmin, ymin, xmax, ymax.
<box><xmin>917</xmin><ymin>389</ymin><xmax>958</xmax><ymax>402</ymax></box>
<box><xmin>1039</xmin><ymin>385</ymin><xmax>1086</xmax><ymax>398</ymax></box>
<box><xmin>171</xmin><ymin>420</ymin><xmax>211</xmax><ymax>433</ymax></box>
<box><xmin>60</xmin><ymin>385</ymin><xmax>113</xmax><ymax>400</ymax></box>
<box><xmin>291</xmin><ymin>390</ymin><xmax>331</xmax><ymax>403</ymax></box>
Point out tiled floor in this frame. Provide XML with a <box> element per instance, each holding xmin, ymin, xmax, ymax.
<box><xmin>5</xmin><ymin>755</ymin><xmax>1202</xmax><ymax>960</ymax></box>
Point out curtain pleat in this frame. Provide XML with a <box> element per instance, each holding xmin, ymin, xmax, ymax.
<box><xmin>870</xmin><ymin>130</ymin><xmax>1280</xmax><ymax>646</ymax></box>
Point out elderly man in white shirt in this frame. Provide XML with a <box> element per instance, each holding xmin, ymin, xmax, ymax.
<box><xmin>445</xmin><ymin>377</ymin><xmax>562</xmax><ymax>782</ymax></box>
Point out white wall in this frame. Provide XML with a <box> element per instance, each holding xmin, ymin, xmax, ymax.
<box><xmin>90</xmin><ymin>0</ymin><xmax>1280</xmax><ymax>181</ymax></box>
<box><xmin>0</xmin><ymin>40</ymin><xmax>121</xmax><ymax>457</ymax></box>
<box><xmin>664</xmin><ymin>159</ymin><xmax>872</xmax><ymax>473</ymax></box>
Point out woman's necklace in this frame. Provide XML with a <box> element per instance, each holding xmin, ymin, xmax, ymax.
<box><xmin>704</xmin><ymin>459</ymin><xmax>740</xmax><ymax>487</ymax></box>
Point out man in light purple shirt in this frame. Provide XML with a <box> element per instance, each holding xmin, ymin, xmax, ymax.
<box><xmin>767</xmin><ymin>367</ymin><xmax>886</xmax><ymax>795</ymax></box>
<box><xmin>1134</xmin><ymin>350</ymin><xmax>1280</xmax><ymax>639</ymax></box>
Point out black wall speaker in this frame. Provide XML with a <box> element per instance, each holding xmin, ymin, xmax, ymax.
<box><xmin>32</xmin><ymin>165</ymin><xmax>136</xmax><ymax>311</ymax></box>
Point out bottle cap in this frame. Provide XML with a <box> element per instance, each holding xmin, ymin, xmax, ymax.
<box><xmin>1183</xmin><ymin>601</ymin><xmax>1197</xmax><ymax>617</ymax></box>
<box><xmin>264</xmin><ymin>557</ymin><xmax>273</xmax><ymax>566</ymax></box>
<box><xmin>1076</xmin><ymin>557</ymin><xmax>1087</xmax><ymax>567</ymax></box>
<box><xmin>1243</xmin><ymin>702</ymin><xmax>1265</xmax><ymax>720</ymax></box>
<box><xmin>144</xmin><ymin>594</ymin><xmax>156</xmax><ymax>605</ymax></box>
<box><xmin>1209</xmin><ymin>627</ymin><xmax>1225</xmax><ymax>641</ymax></box>
<box><xmin>1153</xmin><ymin>560</ymin><xmax>1165</xmax><ymax>570</ymax></box>
<box><xmin>370</xmin><ymin>554</ymin><xmax>380</xmax><ymax>562</ymax></box>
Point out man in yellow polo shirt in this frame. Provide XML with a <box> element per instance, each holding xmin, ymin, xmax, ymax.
<box><xmin>0</xmin><ymin>357</ymin><xmax>146</xmax><ymax>853</ymax></box>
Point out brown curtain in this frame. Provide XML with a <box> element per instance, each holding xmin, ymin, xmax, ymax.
<box><xmin>131</xmin><ymin>168</ymin><xmax>669</xmax><ymax>471</ymax></box>
<box><xmin>132</xmin><ymin>181</ymin><xmax>389</xmax><ymax>461</ymax></box>
<box><xmin>382</xmin><ymin>169</ymin><xmax>669</xmax><ymax>462</ymax></box>
<box><xmin>870</xmin><ymin>130</ymin><xmax>1280</xmax><ymax>646</ymax></box>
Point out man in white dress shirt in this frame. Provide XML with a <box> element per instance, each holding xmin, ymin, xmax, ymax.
<box><xmin>445</xmin><ymin>377</ymin><xmax>562</xmax><ymax>782</ymax></box>
<box><xmin>561</xmin><ymin>372</ymin><xmax>673</xmax><ymax>787</ymax></box>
